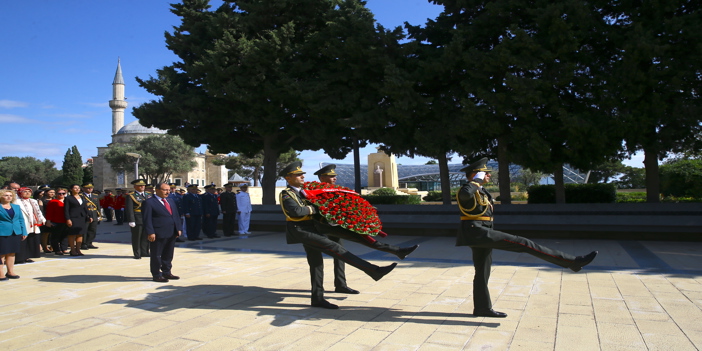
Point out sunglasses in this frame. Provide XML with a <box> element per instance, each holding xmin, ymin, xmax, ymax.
<box><xmin>58</xmin><ymin>192</ymin><xmax>66</xmax><ymax>195</ymax></box>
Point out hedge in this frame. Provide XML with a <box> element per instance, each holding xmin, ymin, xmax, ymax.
<box><xmin>361</xmin><ymin>195</ymin><xmax>422</xmax><ymax>205</ymax></box>
<box><xmin>527</xmin><ymin>183</ymin><xmax>616</xmax><ymax>203</ymax></box>
<box><xmin>422</xmin><ymin>191</ymin><xmax>457</xmax><ymax>202</ymax></box>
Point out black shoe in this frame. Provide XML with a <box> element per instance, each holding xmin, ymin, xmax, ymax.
<box><xmin>569</xmin><ymin>251</ymin><xmax>598</xmax><ymax>272</ymax></box>
<box><xmin>311</xmin><ymin>299</ymin><xmax>339</xmax><ymax>309</ymax></box>
<box><xmin>25</xmin><ymin>259</ymin><xmax>34</xmax><ymax>263</ymax></box>
<box><xmin>175</xmin><ymin>238</ymin><xmax>185</xmax><ymax>242</ymax></box>
<box><xmin>369</xmin><ymin>262</ymin><xmax>397</xmax><ymax>281</ymax></box>
<box><xmin>334</xmin><ymin>286</ymin><xmax>360</xmax><ymax>294</ymax></box>
<box><xmin>208</xmin><ymin>235</ymin><xmax>221</xmax><ymax>238</ymax></box>
<box><xmin>87</xmin><ymin>245</ymin><xmax>98</xmax><ymax>249</ymax></box>
<box><xmin>133</xmin><ymin>256</ymin><xmax>141</xmax><ymax>259</ymax></box>
<box><xmin>81</xmin><ymin>245</ymin><xmax>88</xmax><ymax>250</ymax></box>
<box><xmin>396</xmin><ymin>245</ymin><xmax>419</xmax><ymax>260</ymax></box>
<box><xmin>153</xmin><ymin>276</ymin><xmax>169</xmax><ymax>283</ymax></box>
<box><xmin>6</xmin><ymin>274</ymin><xmax>20</xmax><ymax>279</ymax></box>
<box><xmin>473</xmin><ymin>309</ymin><xmax>507</xmax><ymax>318</ymax></box>
<box><xmin>163</xmin><ymin>274</ymin><xmax>180</xmax><ymax>280</ymax></box>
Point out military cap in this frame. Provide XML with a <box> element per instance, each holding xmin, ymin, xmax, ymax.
<box><xmin>459</xmin><ymin>157</ymin><xmax>492</xmax><ymax>173</ymax></box>
<box><xmin>187</xmin><ymin>184</ymin><xmax>198</xmax><ymax>188</ymax></box>
<box><xmin>131</xmin><ymin>179</ymin><xmax>147</xmax><ymax>186</ymax></box>
<box><xmin>204</xmin><ymin>184</ymin><xmax>215</xmax><ymax>189</ymax></box>
<box><xmin>39</xmin><ymin>184</ymin><xmax>52</xmax><ymax>191</ymax></box>
<box><xmin>168</xmin><ymin>183</ymin><xmax>178</xmax><ymax>187</ymax></box>
<box><xmin>115</xmin><ymin>188</ymin><xmax>122</xmax><ymax>191</ymax></box>
<box><xmin>314</xmin><ymin>164</ymin><xmax>337</xmax><ymax>176</ymax></box>
<box><xmin>104</xmin><ymin>189</ymin><xmax>112</xmax><ymax>192</ymax></box>
<box><xmin>279</xmin><ymin>161</ymin><xmax>305</xmax><ymax>177</ymax></box>
<box><xmin>81</xmin><ymin>182</ymin><xmax>94</xmax><ymax>188</ymax></box>
<box><xmin>224</xmin><ymin>183</ymin><xmax>233</xmax><ymax>187</ymax></box>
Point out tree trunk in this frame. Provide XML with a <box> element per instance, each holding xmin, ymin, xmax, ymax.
<box><xmin>497</xmin><ymin>136</ymin><xmax>512</xmax><ymax>204</ymax></box>
<box><xmin>261</xmin><ymin>137</ymin><xmax>280</xmax><ymax>205</ymax></box>
<box><xmin>438</xmin><ymin>153</ymin><xmax>452</xmax><ymax>205</ymax></box>
<box><xmin>643</xmin><ymin>146</ymin><xmax>660</xmax><ymax>203</ymax></box>
<box><xmin>554</xmin><ymin>164</ymin><xmax>565</xmax><ymax>204</ymax></box>
<box><xmin>253</xmin><ymin>167</ymin><xmax>260</xmax><ymax>187</ymax></box>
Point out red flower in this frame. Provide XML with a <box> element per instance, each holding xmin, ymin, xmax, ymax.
<box><xmin>302</xmin><ymin>181</ymin><xmax>382</xmax><ymax>236</ymax></box>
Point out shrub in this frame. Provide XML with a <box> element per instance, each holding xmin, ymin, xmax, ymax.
<box><xmin>616</xmin><ymin>192</ymin><xmax>647</xmax><ymax>203</ymax></box>
<box><xmin>660</xmin><ymin>159</ymin><xmax>702</xmax><ymax>198</ymax></box>
<box><xmin>527</xmin><ymin>183</ymin><xmax>616</xmax><ymax>203</ymax></box>
<box><xmin>422</xmin><ymin>191</ymin><xmax>457</xmax><ymax>202</ymax></box>
<box><xmin>362</xmin><ymin>195</ymin><xmax>421</xmax><ymax>205</ymax></box>
<box><xmin>372</xmin><ymin>187</ymin><xmax>397</xmax><ymax>196</ymax></box>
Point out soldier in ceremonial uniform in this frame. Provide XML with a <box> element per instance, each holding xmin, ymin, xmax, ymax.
<box><xmin>313</xmin><ymin>164</ymin><xmax>358</xmax><ymax>294</ymax></box>
<box><xmin>113</xmin><ymin>189</ymin><xmax>126</xmax><ymax>225</ymax></box>
<box><xmin>279</xmin><ymin>162</ymin><xmax>399</xmax><ymax>309</ymax></box>
<box><xmin>457</xmin><ymin>158</ymin><xmax>598</xmax><ymax>318</ymax></box>
<box><xmin>125</xmin><ymin>179</ymin><xmax>152</xmax><ymax>259</ymax></box>
<box><xmin>80</xmin><ymin>183</ymin><xmax>101</xmax><ymax>250</ymax></box>
<box><xmin>182</xmin><ymin>184</ymin><xmax>204</xmax><ymax>241</ymax></box>
<box><xmin>219</xmin><ymin>183</ymin><xmax>238</xmax><ymax>236</ymax></box>
<box><xmin>201</xmin><ymin>184</ymin><xmax>221</xmax><ymax>238</ymax></box>
<box><xmin>100</xmin><ymin>190</ymin><xmax>114</xmax><ymax>222</ymax></box>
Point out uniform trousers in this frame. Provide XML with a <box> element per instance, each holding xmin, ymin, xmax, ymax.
<box><xmin>104</xmin><ymin>208</ymin><xmax>113</xmax><ymax>222</ymax></box>
<box><xmin>289</xmin><ymin>221</ymin><xmax>379</xmax><ymax>303</ymax></box>
<box><xmin>222</xmin><ymin>213</ymin><xmax>237</xmax><ymax>236</ymax></box>
<box><xmin>458</xmin><ymin>220</ymin><xmax>576</xmax><ymax>310</ymax></box>
<box><xmin>314</xmin><ymin>222</ymin><xmax>402</xmax><ymax>256</ymax></box>
<box><xmin>115</xmin><ymin>210</ymin><xmax>124</xmax><ymax>225</ymax></box>
<box><xmin>202</xmin><ymin>214</ymin><xmax>218</xmax><ymax>237</ymax></box>
<box><xmin>83</xmin><ymin>219</ymin><xmax>98</xmax><ymax>246</ymax></box>
<box><xmin>185</xmin><ymin>215</ymin><xmax>202</xmax><ymax>240</ymax></box>
<box><xmin>150</xmin><ymin>233</ymin><xmax>177</xmax><ymax>278</ymax></box>
<box><xmin>238</xmin><ymin>212</ymin><xmax>251</xmax><ymax>234</ymax></box>
<box><xmin>131</xmin><ymin>224</ymin><xmax>149</xmax><ymax>258</ymax></box>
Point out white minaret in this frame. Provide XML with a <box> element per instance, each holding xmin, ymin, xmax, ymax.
<box><xmin>109</xmin><ymin>58</ymin><xmax>127</xmax><ymax>135</ymax></box>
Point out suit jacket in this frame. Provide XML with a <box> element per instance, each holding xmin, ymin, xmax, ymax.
<box><xmin>64</xmin><ymin>195</ymin><xmax>89</xmax><ymax>222</ymax></box>
<box><xmin>125</xmin><ymin>191</ymin><xmax>151</xmax><ymax>224</ymax></box>
<box><xmin>142</xmin><ymin>196</ymin><xmax>182</xmax><ymax>238</ymax></box>
<box><xmin>0</xmin><ymin>204</ymin><xmax>28</xmax><ymax>236</ymax></box>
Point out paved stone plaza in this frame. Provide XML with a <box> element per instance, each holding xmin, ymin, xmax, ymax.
<box><xmin>1</xmin><ymin>222</ymin><xmax>701</xmax><ymax>350</ymax></box>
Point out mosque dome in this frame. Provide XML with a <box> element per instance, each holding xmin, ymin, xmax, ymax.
<box><xmin>116</xmin><ymin>120</ymin><xmax>167</xmax><ymax>135</ymax></box>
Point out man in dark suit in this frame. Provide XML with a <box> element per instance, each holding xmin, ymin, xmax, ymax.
<box><xmin>182</xmin><ymin>184</ymin><xmax>203</xmax><ymax>240</ymax></box>
<box><xmin>125</xmin><ymin>179</ymin><xmax>152</xmax><ymax>259</ymax></box>
<box><xmin>80</xmin><ymin>183</ymin><xmax>101</xmax><ymax>250</ymax></box>
<box><xmin>219</xmin><ymin>183</ymin><xmax>238</xmax><ymax>236</ymax></box>
<box><xmin>142</xmin><ymin>183</ymin><xmax>183</xmax><ymax>282</ymax></box>
<box><xmin>201</xmin><ymin>184</ymin><xmax>221</xmax><ymax>238</ymax></box>
<box><xmin>457</xmin><ymin>158</ymin><xmax>598</xmax><ymax>318</ymax></box>
<box><xmin>279</xmin><ymin>162</ymin><xmax>398</xmax><ymax>309</ymax></box>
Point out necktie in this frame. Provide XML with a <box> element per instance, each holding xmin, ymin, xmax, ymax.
<box><xmin>300</xmin><ymin>190</ymin><xmax>307</xmax><ymax>199</ymax></box>
<box><xmin>162</xmin><ymin>198</ymin><xmax>172</xmax><ymax>215</ymax></box>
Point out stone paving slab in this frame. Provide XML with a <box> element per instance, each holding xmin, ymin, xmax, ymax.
<box><xmin>1</xmin><ymin>223</ymin><xmax>701</xmax><ymax>350</ymax></box>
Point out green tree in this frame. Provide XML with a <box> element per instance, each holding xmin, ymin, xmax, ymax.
<box><xmin>616</xmin><ymin>167</ymin><xmax>646</xmax><ymax>189</ymax></box>
<box><xmin>215</xmin><ymin>149</ymin><xmax>301</xmax><ymax>186</ymax></box>
<box><xmin>62</xmin><ymin>146</ymin><xmax>84</xmax><ymax>186</ymax></box>
<box><xmin>134</xmin><ymin>0</ymin><xmax>395</xmax><ymax>204</ymax></box>
<box><xmin>660</xmin><ymin>159</ymin><xmax>702</xmax><ymax>198</ymax></box>
<box><xmin>82</xmin><ymin>162</ymin><xmax>94</xmax><ymax>185</ymax></box>
<box><xmin>602</xmin><ymin>0</ymin><xmax>702</xmax><ymax>202</ymax></box>
<box><xmin>0</xmin><ymin>156</ymin><xmax>61</xmax><ymax>186</ymax></box>
<box><xmin>518</xmin><ymin>168</ymin><xmax>545</xmax><ymax>188</ymax></box>
<box><xmin>103</xmin><ymin>135</ymin><xmax>197</xmax><ymax>184</ymax></box>
<box><xmin>587</xmin><ymin>160</ymin><xmax>627</xmax><ymax>184</ymax></box>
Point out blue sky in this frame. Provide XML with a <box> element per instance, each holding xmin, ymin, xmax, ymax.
<box><xmin>0</xmin><ymin>1</ymin><xmax>643</xmax><ymax>177</ymax></box>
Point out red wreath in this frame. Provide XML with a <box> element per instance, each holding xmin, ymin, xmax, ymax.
<box><xmin>302</xmin><ymin>181</ymin><xmax>387</xmax><ymax>237</ymax></box>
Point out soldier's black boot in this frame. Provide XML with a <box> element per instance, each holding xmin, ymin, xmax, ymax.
<box><xmin>569</xmin><ymin>251</ymin><xmax>598</xmax><ymax>272</ymax></box>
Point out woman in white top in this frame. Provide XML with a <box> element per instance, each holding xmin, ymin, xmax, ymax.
<box><xmin>15</xmin><ymin>187</ymin><xmax>45</xmax><ymax>263</ymax></box>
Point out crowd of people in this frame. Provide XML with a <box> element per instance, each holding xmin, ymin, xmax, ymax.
<box><xmin>0</xmin><ymin>179</ymin><xmax>253</xmax><ymax>279</ymax></box>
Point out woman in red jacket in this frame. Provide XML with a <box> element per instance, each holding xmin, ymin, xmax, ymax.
<box><xmin>45</xmin><ymin>188</ymin><xmax>68</xmax><ymax>255</ymax></box>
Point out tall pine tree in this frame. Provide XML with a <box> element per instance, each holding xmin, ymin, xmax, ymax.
<box><xmin>62</xmin><ymin>145</ymin><xmax>84</xmax><ymax>186</ymax></box>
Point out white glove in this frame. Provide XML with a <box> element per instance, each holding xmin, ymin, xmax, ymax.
<box><xmin>128</xmin><ymin>222</ymin><xmax>136</xmax><ymax>228</ymax></box>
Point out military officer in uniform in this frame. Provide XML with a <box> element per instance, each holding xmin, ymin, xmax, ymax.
<box><xmin>125</xmin><ymin>179</ymin><xmax>152</xmax><ymax>259</ymax></box>
<box><xmin>457</xmin><ymin>158</ymin><xmax>598</xmax><ymax>318</ymax></box>
<box><xmin>182</xmin><ymin>184</ymin><xmax>204</xmax><ymax>241</ymax></box>
<box><xmin>312</xmin><ymin>164</ymin><xmax>359</xmax><ymax>294</ymax></box>
<box><xmin>280</xmin><ymin>162</ymin><xmax>401</xmax><ymax>309</ymax></box>
<box><xmin>220</xmin><ymin>183</ymin><xmax>238</xmax><ymax>236</ymax></box>
<box><xmin>80</xmin><ymin>183</ymin><xmax>101</xmax><ymax>250</ymax></box>
<box><xmin>202</xmin><ymin>184</ymin><xmax>221</xmax><ymax>238</ymax></box>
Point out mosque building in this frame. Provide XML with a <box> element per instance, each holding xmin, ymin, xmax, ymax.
<box><xmin>92</xmin><ymin>59</ymin><xmax>228</xmax><ymax>191</ymax></box>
